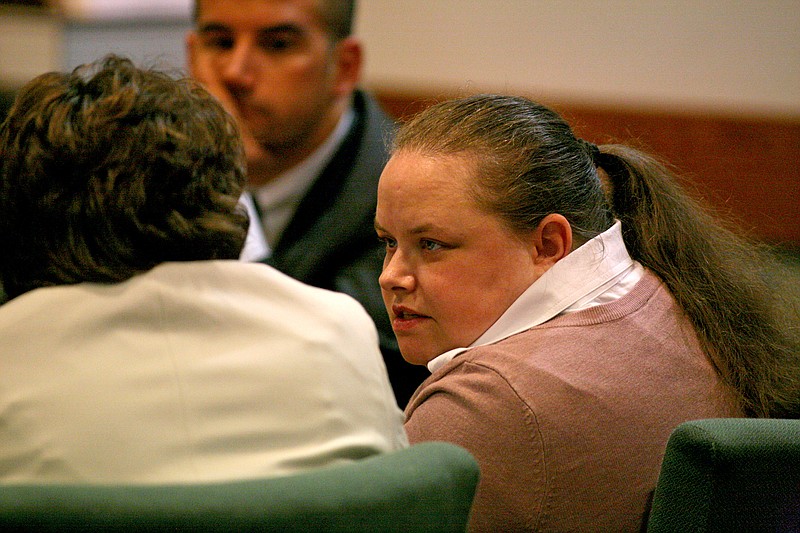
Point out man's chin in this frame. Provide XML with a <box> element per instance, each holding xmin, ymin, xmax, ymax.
<box><xmin>243</xmin><ymin>149</ymin><xmax>282</xmax><ymax>186</ymax></box>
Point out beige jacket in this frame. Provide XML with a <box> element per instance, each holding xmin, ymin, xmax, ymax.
<box><xmin>0</xmin><ymin>260</ymin><xmax>407</xmax><ymax>483</ymax></box>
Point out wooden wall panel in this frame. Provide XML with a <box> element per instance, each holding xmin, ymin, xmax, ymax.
<box><xmin>376</xmin><ymin>91</ymin><xmax>800</xmax><ymax>247</ymax></box>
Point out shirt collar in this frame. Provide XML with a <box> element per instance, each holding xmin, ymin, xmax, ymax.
<box><xmin>238</xmin><ymin>192</ymin><xmax>271</xmax><ymax>262</ymax></box>
<box><xmin>427</xmin><ymin>220</ymin><xmax>639</xmax><ymax>373</ymax></box>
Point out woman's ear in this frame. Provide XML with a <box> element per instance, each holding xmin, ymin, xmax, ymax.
<box><xmin>185</xmin><ymin>32</ymin><xmax>199</xmax><ymax>76</ymax></box>
<box><xmin>533</xmin><ymin>214</ymin><xmax>572</xmax><ymax>271</ymax></box>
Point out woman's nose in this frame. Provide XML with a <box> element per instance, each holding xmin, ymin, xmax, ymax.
<box><xmin>379</xmin><ymin>251</ymin><xmax>415</xmax><ymax>292</ymax></box>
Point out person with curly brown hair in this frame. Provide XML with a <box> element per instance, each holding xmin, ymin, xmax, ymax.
<box><xmin>0</xmin><ymin>55</ymin><xmax>406</xmax><ymax>484</ymax></box>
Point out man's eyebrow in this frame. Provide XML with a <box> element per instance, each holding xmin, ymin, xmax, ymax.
<box><xmin>197</xmin><ymin>23</ymin><xmax>304</xmax><ymax>36</ymax></box>
<box><xmin>259</xmin><ymin>24</ymin><xmax>305</xmax><ymax>36</ymax></box>
<box><xmin>197</xmin><ymin>22</ymin><xmax>229</xmax><ymax>34</ymax></box>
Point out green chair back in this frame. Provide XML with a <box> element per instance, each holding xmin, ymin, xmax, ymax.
<box><xmin>0</xmin><ymin>441</ymin><xmax>479</xmax><ymax>532</ymax></box>
<box><xmin>646</xmin><ymin>418</ymin><xmax>800</xmax><ymax>532</ymax></box>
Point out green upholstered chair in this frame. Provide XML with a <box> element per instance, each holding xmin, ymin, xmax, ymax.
<box><xmin>646</xmin><ymin>418</ymin><xmax>800</xmax><ymax>532</ymax></box>
<box><xmin>0</xmin><ymin>441</ymin><xmax>479</xmax><ymax>532</ymax></box>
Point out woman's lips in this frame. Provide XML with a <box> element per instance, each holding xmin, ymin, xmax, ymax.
<box><xmin>391</xmin><ymin>306</ymin><xmax>430</xmax><ymax>332</ymax></box>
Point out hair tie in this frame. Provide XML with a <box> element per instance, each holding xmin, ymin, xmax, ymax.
<box><xmin>579</xmin><ymin>139</ymin><xmax>600</xmax><ymax>162</ymax></box>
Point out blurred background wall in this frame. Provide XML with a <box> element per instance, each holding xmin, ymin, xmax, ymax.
<box><xmin>1</xmin><ymin>0</ymin><xmax>798</xmax><ymax>247</ymax></box>
<box><xmin>358</xmin><ymin>0</ymin><xmax>799</xmax><ymax>118</ymax></box>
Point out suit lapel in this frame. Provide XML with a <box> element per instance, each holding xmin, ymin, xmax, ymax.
<box><xmin>269</xmin><ymin>92</ymin><xmax>395</xmax><ymax>284</ymax></box>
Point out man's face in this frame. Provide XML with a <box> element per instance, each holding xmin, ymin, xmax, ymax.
<box><xmin>188</xmin><ymin>0</ymin><xmax>357</xmax><ymax>180</ymax></box>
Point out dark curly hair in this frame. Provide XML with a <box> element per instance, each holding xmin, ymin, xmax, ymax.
<box><xmin>0</xmin><ymin>55</ymin><xmax>249</xmax><ymax>299</ymax></box>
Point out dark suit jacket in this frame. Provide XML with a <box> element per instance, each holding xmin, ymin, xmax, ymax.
<box><xmin>263</xmin><ymin>90</ymin><xmax>429</xmax><ymax>407</ymax></box>
<box><xmin>0</xmin><ymin>87</ymin><xmax>12</xmax><ymax>306</ymax></box>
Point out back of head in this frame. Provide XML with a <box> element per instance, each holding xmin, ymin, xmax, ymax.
<box><xmin>0</xmin><ymin>55</ymin><xmax>248</xmax><ymax>300</ymax></box>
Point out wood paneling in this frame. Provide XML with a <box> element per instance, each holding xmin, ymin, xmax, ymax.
<box><xmin>376</xmin><ymin>91</ymin><xmax>800</xmax><ymax>246</ymax></box>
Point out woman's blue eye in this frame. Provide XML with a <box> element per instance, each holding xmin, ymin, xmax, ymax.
<box><xmin>421</xmin><ymin>240</ymin><xmax>442</xmax><ymax>251</ymax></box>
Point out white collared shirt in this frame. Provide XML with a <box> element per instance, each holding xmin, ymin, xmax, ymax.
<box><xmin>427</xmin><ymin>221</ymin><xmax>644</xmax><ymax>373</ymax></box>
<box><xmin>238</xmin><ymin>193</ymin><xmax>271</xmax><ymax>262</ymax></box>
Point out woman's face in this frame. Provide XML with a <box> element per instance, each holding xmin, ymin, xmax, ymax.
<box><xmin>375</xmin><ymin>150</ymin><xmax>541</xmax><ymax>365</ymax></box>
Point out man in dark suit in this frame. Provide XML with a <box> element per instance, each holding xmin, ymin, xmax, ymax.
<box><xmin>187</xmin><ymin>0</ymin><xmax>427</xmax><ymax>406</ymax></box>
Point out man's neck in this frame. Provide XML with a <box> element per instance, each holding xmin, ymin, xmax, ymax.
<box><xmin>246</xmin><ymin>153</ymin><xmax>301</xmax><ymax>188</ymax></box>
<box><xmin>248</xmin><ymin>104</ymin><xmax>357</xmax><ymax>248</ymax></box>
<box><xmin>247</xmin><ymin>97</ymin><xmax>352</xmax><ymax>187</ymax></box>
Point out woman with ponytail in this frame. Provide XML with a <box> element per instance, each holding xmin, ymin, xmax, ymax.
<box><xmin>374</xmin><ymin>94</ymin><xmax>799</xmax><ymax>531</ymax></box>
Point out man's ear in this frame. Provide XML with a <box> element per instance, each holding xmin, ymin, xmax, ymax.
<box><xmin>533</xmin><ymin>214</ymin><xmax>572</xmax><ymax>271</ymax></box>
<box><xmin>185</xmin><ymin>31</ymin><xmax>199</xmax><ymax>76</ymax></box>
<box><xmin>332</xmin><ymin>36</ymin><xmax>362</xmax><ymax>97</ymax></box>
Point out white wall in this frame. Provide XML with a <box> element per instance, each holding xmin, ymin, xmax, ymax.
<box><xmin>2</xmin><ymin>1</ymin><xmax>798</xmax><ymax>118</ymax></box>
<box><xmin>0</xmin><ymin>9</ymin><xmax>63</xmax><ymax>86</ymax></box>
<box><xmin>355</xmin><ymin>0</ymin><xmax>800</xmax><ymax>117</ymax></box>
<box><xmin>0</xmin><ymin>5</ymin><xmax>191</xmax><ymax>87</ymax></box>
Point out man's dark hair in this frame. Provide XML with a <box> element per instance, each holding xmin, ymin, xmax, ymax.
<box><xmin>318</xmin><ymin>0</ymin><xmax>356</xmax><ymax>40</ymax></box>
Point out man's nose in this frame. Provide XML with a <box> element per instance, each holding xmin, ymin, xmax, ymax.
<box><xmin>221</xmin><ymin>40</ymin><xmax>257</xmax><ymax>89</ymax></box>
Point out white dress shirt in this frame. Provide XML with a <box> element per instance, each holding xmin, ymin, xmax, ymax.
<box><xmin>238</xmin><ymin>193</ymin><xmax>271</xmax><ymax>261</ymax></box>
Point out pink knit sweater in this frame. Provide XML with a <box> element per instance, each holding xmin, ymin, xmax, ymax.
<box><xmin>404</xmin><ymin>271</ymin><xmax>742</xmax><ymax>532</ymax></box>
